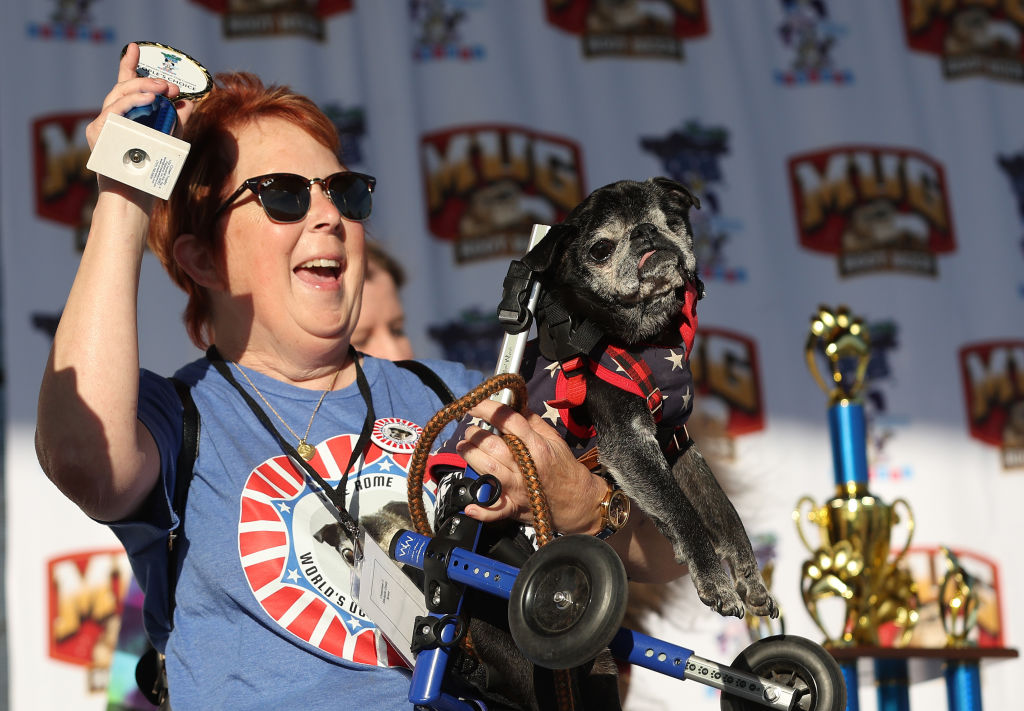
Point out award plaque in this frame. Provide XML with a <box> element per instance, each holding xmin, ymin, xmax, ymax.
<box><xmin>86</xmin><ymin>42</ymin><xmax>212</xmax><ymax>200</ymax></box>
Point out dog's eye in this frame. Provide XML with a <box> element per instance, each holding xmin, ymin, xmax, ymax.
<box><xmin>589</xmin><ymin>239</ymin><xmax>615</xmax><ymax>263</ymax></box>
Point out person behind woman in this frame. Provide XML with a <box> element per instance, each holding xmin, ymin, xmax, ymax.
<box><xmin>351</xmin><ymin>239</ymin><xmax>414</xmax><ymax>360</ymax></box>
<box><xmin>36</xmin><ymin>44</ymin><xmax>682</xmax><ymax>709</ymax></box>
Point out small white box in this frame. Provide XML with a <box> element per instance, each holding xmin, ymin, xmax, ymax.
<box><xmin>86</xmin><ymin>113</ymin><xmax>190</xmax><ymax>200</ymax></box>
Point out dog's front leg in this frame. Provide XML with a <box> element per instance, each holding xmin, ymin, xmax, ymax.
<box><xmin>587</xmin><ymin>380</ymin><xmax>744</xmax><ymax>618</ymax></box>
<box><xmin>671</xmin><ymin>447</ymin><xmax>778</xmax><ymax>618</ymax></box>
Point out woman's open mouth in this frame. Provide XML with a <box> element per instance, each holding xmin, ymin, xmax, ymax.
<box><xmin>295</xmin><ymin>258</ymin><xmax>343</xmax><ymax>285</ymax></box>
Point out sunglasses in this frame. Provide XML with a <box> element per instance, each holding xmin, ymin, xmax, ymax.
<box><xmin>214</xmin><ymin>171</ymin><xmax>376</xmax><ymax>223</ymax></box>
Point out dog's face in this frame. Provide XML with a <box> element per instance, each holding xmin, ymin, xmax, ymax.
<box><xmin>529</xmin><ymin>177</ymin><xmax>700</xmax><ymax>342</ymax></box>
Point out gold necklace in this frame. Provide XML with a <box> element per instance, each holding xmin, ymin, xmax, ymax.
<box><xmin>232</xmin><ymin>362</ymin><xmax>341</xmax><ymax>461</ymax></box>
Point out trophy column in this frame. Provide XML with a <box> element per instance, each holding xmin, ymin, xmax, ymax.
<box><xmin>795</xmin><ymin>306</ymin><xmax>917</xmax><ymax>711</ymax></box>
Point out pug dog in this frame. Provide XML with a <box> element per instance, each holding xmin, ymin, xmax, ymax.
<box><xmin>510</xmin><ymin>176</ymin><xmax>777</xmax><ymax>620</ymax></box>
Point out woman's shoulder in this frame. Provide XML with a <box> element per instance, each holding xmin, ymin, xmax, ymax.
<box><xmin>369</xmin><ymin>356</ymin><xmax>483</xmax><ymax>398</ymax></box>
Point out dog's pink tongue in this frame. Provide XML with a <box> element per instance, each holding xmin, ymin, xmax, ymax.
<box><xmin>638</xmin><ymin>250</ymin><xmax>656</xmax><ymax>270</ymax></box>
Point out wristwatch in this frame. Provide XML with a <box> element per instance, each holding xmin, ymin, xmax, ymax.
<box><xmin>595</xmin><ymin>479</ymin><xmax>630</xmax><ymax>540</ymax></box>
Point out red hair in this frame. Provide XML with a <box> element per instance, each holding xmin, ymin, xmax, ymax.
<box><xmin>149</xmin><ymin>72</ymin><xmax>340</xmax><ymax>348</ymax></box>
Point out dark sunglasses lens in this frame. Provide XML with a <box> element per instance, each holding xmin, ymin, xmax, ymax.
<box><xmin>328</xmin><ymin>174</ymin><xmax>373</xmax><ymax>221</ymax></box>
<box><xmin>257</xmin><ymin>175</ymin><xmax>309</xmax><ymax>222</ymax></box>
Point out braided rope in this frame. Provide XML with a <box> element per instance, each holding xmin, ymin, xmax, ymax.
<box><xmin>406</xmin><ymin>372</ymin><xmax>574</xmax><ymax>709</ymax></box>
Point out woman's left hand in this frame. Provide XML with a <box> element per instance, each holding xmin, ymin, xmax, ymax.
<box><xmin>456</xmin><ymin>399</ymin><xmax>605</xmax><ymax>535</ymax></box>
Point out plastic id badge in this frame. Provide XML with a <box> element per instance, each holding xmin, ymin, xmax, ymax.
<box><xmin>351</xmin><ymin>530</ymin><xmax>428</xmax><ymax>666</ymax></box>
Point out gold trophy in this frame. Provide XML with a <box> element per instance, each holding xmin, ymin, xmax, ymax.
<box><xmin>794</xmin><ymin>305</ymin><xmax>918</xmax><ymax>647</ymax></box>
<box><xmin>939</xmin><ymin>546</ymin><xmax>980</xmax><ymax>648</ymax></box>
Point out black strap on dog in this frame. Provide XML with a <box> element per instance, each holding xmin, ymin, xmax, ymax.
<box><xmin>496</xmin><ymin>248</ymin><xmax>606</xmax><ymax>363</ymax></box>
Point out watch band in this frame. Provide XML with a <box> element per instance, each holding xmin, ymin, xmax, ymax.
<box><xmin>595</xmin><ymin>478</ymin><xmax>630</xmax><ymax>540</ymax></box>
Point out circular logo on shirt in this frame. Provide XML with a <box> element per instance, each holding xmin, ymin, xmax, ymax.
<box><xmin>237</xmin><ymin>429</ymin><xmax>432</xmax><ymax>667</ymax></box>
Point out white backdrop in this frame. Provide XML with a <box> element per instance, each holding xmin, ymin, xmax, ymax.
<box><xmin>2</xmin><ymin>1</ymin><xmax>1023</xmax><ymax>709</ymax></box>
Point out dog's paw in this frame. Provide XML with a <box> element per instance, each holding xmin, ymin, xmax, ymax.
<box><xmin>736</xmin><ymin>578</ymin><xmax>779</xmax><ymax>619</ymax></box>
<box><xmin>693</xmin><ymin>575</ymin><xmax>745</xmax><ymax>619</ymax></box>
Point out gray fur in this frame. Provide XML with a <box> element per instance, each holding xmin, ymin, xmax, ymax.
<box><xmin>534</xmin><ymin>177</ymin><xmax>777</xmax><ymax>620</ymax></box>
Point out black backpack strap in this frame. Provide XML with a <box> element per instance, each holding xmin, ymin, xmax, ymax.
<box><xmin>137</xmin><ymin>377</ymin><xmax>199</xmax><ymax>708</ymax></box>
<box><xmin>394</xmin><ymin>359</ymin><xmax>456</xmax><ymax>405</ymax></box>
<box><xmin>168</xmin><ymin>377</ymin><xmax>199</xmax><ymax>608</ymax></box>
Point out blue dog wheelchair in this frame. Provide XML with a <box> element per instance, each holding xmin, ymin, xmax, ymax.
<box><xmin>380</xmin><ymin>226</ymin><xmax>846</xmax><ymax>711</ymax></box>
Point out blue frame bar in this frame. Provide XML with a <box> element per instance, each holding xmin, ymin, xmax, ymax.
<box><xmin>875</xmin><ymin>658</ymin><xmax>910</xmax><ymax>711</ymax></box>
<box><xmin>828</xmin><ymin>401</ymin><xmax>868</xmax><ymax>489</ymax></box>
<box><xmin>945</xmin><ymin>660</ymin><xmax>982</xmax><ymax>711</ymax></box>
<box><xmin>840</xmin><ymin>661</ymin><xmax>860</xmax><ymax>711</ymax></box>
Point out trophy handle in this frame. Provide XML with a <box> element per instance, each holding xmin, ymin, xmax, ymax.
<box><xmin>889</xmin><ymin>497</ymin><xmax>915</xmax><ymax>563</ymax></box>
<box><xmin>793</xmin><ymin>495</ymin><xmax>824</xmax><ymax>555</ymax></box>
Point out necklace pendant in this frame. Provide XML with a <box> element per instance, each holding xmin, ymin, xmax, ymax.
<box><xmin>296</xmin><ymin>441</ymin><xmax>316</xmax><ymax>461</ymax></box>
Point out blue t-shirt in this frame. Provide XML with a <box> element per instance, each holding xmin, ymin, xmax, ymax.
<box><xmin>109</xmin><ymin>355</ymin><xmax>479</xmax><ymax>710</ymax></box>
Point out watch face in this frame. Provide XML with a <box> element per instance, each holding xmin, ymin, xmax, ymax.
<box><xmin>607</xmin><ymin>490</ymin><xmax>630</xmax><ymax>529</ymax></box>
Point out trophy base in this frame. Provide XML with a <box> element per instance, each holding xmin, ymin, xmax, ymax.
<box><xmin>86</xmin><ymin>113</ymin><xmax>189</xmax><ymax>200</ymax></box>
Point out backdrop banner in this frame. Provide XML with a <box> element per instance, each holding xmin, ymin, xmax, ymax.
<box><xmin>1</xmin><ymin>2</ymin><xmax>1022</xmax><ymax>709</ymax></box>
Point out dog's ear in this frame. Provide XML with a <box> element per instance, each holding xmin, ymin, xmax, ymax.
<box><xmin>652</xmin><ymin>177</ymin><xmax>701</xmax><ymax>211</ymax></box>
<box><xmin>521</xmin><ymin>223</ymin><xmax>578</xmax><ymax>273</ymax></box>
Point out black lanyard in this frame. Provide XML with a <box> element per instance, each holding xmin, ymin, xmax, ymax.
<box><xmin>207</xmin><ymin>345</ymin><xmax>374</xmax><ymax>545</ymax></box>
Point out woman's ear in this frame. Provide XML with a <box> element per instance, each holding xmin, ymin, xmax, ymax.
<box><xmin>173</xmin><ymin>233</ymin><xmax>225</xmax><ymax>290</ymax></box>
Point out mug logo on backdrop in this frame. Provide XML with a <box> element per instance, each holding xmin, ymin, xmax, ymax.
<box><xmin>640</xmin><ymin>119</ymin><xmax>748</xmax><ymax>283</ymax></box>
<box><xmin>190</xmin><ymin>0</ymin><xmax>353</xmax><ymax>41</ymax></box>
<box><xmin>238</xmin><ymin>426</ymin><xmax>430</xmax><ymax>666</ymax></box>
<box><xmin>995</xmin><ymin>151</ymin><xmax>1024</xmax><ymax>300</ymax></box>
<box><xmin>47</xmin><ymin>549</ymin><xmax>133</xmax><ymax>692</ymax></box>
<box><xmin>958</xmin><ymin>340</ymin><xmax>1024</xmax><ymax>471</ymax></box>
<box><xmin>773</xmin><ymin>0</ymin><xmax>854</xmax><ymax>85</ymax></box>
<box><xmin>788</xmin><ymin>145</ymin><xmax>957</xmax><ymax>277</ymax></box>
<box><xmin>410</xmin><ymin>0</ymin><xmax>486</xmax><ymax>61</ymax></box>
<box><xmin>687</xmin><ymin>327</ymin><xmax>765</xmax><ymax>461</ymax></box>
<box><xmin>420</xmin><ymin>124</ymin><xmax>585</xmax><ymax>263</ymax></box>
<box><xmin>901</xmin><ymin>0</ymin><xmax>1024</xmax><ymax>82</ymax></box>
<box><xmin>545</xmin><ymin>0</ymin><xmax>708</xmax><ymax>59</ymax></box>
<box><xmin>32</xmin><ymin>111</ymin><xmax>97</xmax><ymax>252</ymax></box>
<box><xmin>26</xmin><ymin>0</ymin><xmax>114</xmax><ymax>42</ymax></box>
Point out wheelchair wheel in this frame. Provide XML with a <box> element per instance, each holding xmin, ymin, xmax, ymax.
<box><xmin>720</xmin><ymin>635</ymin><xmax>845</xmax><ymax>711</ymax></box>
<box><xmin>508</xmin><ymin>534</ymin><xmax>627</xmax><ymax>670</ymax></box>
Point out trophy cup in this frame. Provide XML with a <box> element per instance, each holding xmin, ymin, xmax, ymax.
<box><xmin>939</xmin><ymin>546</ymin><xmax>986</xmax><ymax>711</ymax></box>
<box><xmin>86</xmin><ymin>42</ymin><xmax>211</xmax><ymax>200</ymax></box>
<box><xmin>794</xmin><ymin>306</ymin><xmax>919</xmax><ymax>711</ymax></box>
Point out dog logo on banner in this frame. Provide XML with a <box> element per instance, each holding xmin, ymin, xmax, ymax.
<box><xmin>545</xmin><ymin>0</ymin><xmax>708</xmax><ymax>59</ymax></box>
<box><xmin>237</xmin><ymin>424</ymin><xmax>431</xmax><ymax>666</ymax></box>
<box><xmin>788</xmin><ymin>145</ymin><xmax>956</xmax><ymax>277</ymax></box>
<box><xmin>420</xmin><ymin>124</ymin><xmax>585</xmax><ymax>263</ymax></box>
<box><xmin>901</xmin><ymin>0</ymin><xmax>1024</xmax><ymax>82</ymax></box>
<box><xmin>860</xmin><ymin>319</ymin><xmax>915</xmax><ymax>484</ymax></box>
<box><xmin>687</xmin><ymin>327</ymin><xmax>764</xmax><ymax>462</ymax></box>
<box><xmin>959</xmin><ymin>340</ymin><xmax>1024</xmax><ymax>471</ymax></box>
<box><xmin>641</xmin><ymin>120</ymin><xmax>747</xmax><ymax>283</ymax></box>
<box><xmin>27</xmin><ymin>0</ymin><xmax>114</xmax><ymax>42</ymax></box>
<box><xmin>773</xmin><ymin>0</ymin><xmax>854</xmax><ymax>85</ymax></box>
<box><xmin>410</xmin><ymin>0</ymin><xmax>486</xmax><ymax>61</ymax></box>
<box><xmin>48</xmin><ymin>549</ymin><xmax>132</xmax><ymax>692</ymax></box>
<box><xmin>190</xmin><ymin>0</ymin><xmax>353</xmax><ymax>41</ymax></box>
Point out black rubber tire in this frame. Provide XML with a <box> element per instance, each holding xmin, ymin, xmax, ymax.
<box><xmin>720</xmin><ymin>635</ymin><xmax>846</xmax><ymax>711</ymax></box>
<box><xmin>508</xmin><ymin>534</ymin><xmax>628</xmax><ymax>670</ymax></box>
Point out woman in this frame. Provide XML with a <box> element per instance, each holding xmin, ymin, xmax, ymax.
<box><xmin>36</xmin><ymin>45</ymin><xmax>681</xmax><ymax>709</ymax></box>
<box><xmin>351</xmin><ymin>240</ymin><xmax>414</xmax><ymax>360</ymax></box>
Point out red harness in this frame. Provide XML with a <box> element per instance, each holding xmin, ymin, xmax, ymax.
<box><xmin>545</xmin><ymin>280</ymin><xmax>700</xmax><ymax>429</ymax></box>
